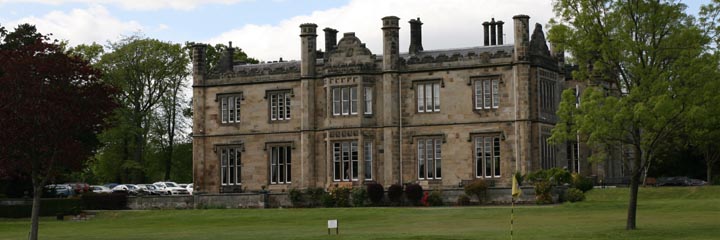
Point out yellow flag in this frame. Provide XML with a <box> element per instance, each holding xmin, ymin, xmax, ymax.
<box><xmin>512</xmin><ymin>175</ymin><xmax>521</xmax><ymax>199</ymax></box>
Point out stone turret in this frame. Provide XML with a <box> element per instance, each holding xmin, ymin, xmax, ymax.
<box><xmin>382</xmin><ymin>16</ymin><xmax>400</xmax><ymax>71</ymax></box>
<box><xmin>408</xmin><ymin>18</ymin><xmax>423</xmax><ymax>54</ymax></box>
<box><xmin>300</xmin><ymin>23</ymin><xmax>318</xmax><ymax>77</ymax></box>
<box><xmin>513</xmin><ymin>15</ymin><xmax>530</xmax><ymax>62</ymax></box>
<box><xmin>497</xmin><ymin>20</ymin><xmax>504</xmax><ymax>45</ymax></box>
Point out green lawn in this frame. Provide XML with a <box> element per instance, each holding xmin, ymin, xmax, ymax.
<box><xmin>1</xmin><ymin>186</ymin><xmax>719</xmax><ymax>240</ymax></box>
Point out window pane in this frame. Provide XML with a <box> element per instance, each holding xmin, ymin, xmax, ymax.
<box><xmin>492</xmin><ymin>79</ymin><xmax>499</xmax><ymax>108</ymax></box>
<box><xmin>433</xmin><ymin>83</ymin><xmax>440</xmax><ymax>112</ymax></box>
<box><xmin>342</xmin><ymin>142</ymin><xmax>349</xmax><ymax>180</ymax></box>
<box><xmin>342</xmin><ymin>87</ymin><xmax>349</xmax><ymax>115</ymax></box>
<box><xmin>228</xmin><ymin>96</ymin><xmax>235</xmax><ymax>123</ymax></box>
<box><xmin>475</xmin><ymin>81</ymin><xmax>482</xmax><ymax>109</ymax></box>
<box><xmin>494</xmin><ymin>137</ymin><xmax>501</xmax><ymax>177</ymax></box>
<box><xmin>484</xmin><ymin>80</ymin><xmax>491</xmax><ymax>109</ymax></box>
<box><xmin>435</xmin><ymin>139</ymin><xmax>442</xmax><ymax>179</ymax></box>
<box><xmin>278</xmin><ymin>94</ymin><xmax>285</xmax><ymax>120</ymax></box>
<box><xmin>236</xmin><ymin>148</ymin><xmax>242</xmax><ymax>184</ymax></box>
<box><xmin>285</xmin><ymin>93</ymin><xmax>291</xmax><ymax>119</ymax></box>
<box><xmin>417</xmin><ymin>84</ymin><xmax>424</xmax><ymax>112</ymax></box>
<box><xmin>426</xmin><ymin>139</ymin><xmax>433</xmax><ymax>178</ymax></box>
<box><xmin>364</xmin><ymin>142</ymin><xmax>372</xmax><ymax>180</ymax></box>
<box><xmin>484</xmin><ymin>137</ymin><xmax>492</xmax><ymax>177</ymax></box>
<box><xmin>271</xmin><ymin>147</ymin><xmax>278</xmax><ymax>183</ymax></box>
<box><xmin>270</xmin><ymin>95</ymin><xmax>277</xmax><ymax>120</ymax></box>
<box><xmin>221</xmin><ymin>97</ymin><xmax>228</xmax><ymax>123</ymax></box>
<box><xmin>425</xmin><ymin>84</ymin><xmax>433</xmax><ymax>112</ymax></box>
<box><xmin>475</xmin><ymin>138</ymin><xmax>483</xmax><ymax>178</ymax></box>
<box><xmin>235</xmin><ymin>97</ymin><xmax>242</xmax><ymax>122</ymax></box>
<box><xmin>286</xmin><ymin>146</ymin><xmax>291</xmax><ymax>183</ymax></box>
<box><xmin>351</xmin><ymin>142</ymin><xmax>358</xmax><ymax>180</ymax></box>
<box><xmin>364</xmin><ymin>87</ymin><xmax>373</xmax><ymax>114</ymax></box>
<box><xmin>333</xmin><ymin>88</ymin><xmax>341</xmax><ymax>115</ymax></box>
<box><xmin>221</xmin><ymin>149</ymin><xmax>227</xmax><ymax>184</ymax></box>
<box><xmin>350</xmin><ymin>86</ymin><xmax>358</xmax><ymax>114</ymax></box>
<box><xmin>418</xmin><ymin>140</ymin><xmax>425</xmax><ymax>179</ymax></box>
<box><xmin>334</xmin><ymin>143</ymin><xmax>341</xmax><ymax>181</ymax></box>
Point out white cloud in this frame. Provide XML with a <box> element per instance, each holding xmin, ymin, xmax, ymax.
<box><xmin>206</xmin><ymin>0</ymin><xmax>555</xmax><ymax>61</ymax></box>
<box><xmin>0</xmin><ymin>0</ymin><xmax>250</xmax><ymax>10</ymax></box>
<box><xmin>6</xmin><ymin>5</ymin><xmax>143</xmax><ymax>46</ymax></box>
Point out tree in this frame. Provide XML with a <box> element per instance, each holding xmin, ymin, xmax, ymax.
<box><xmin>98</xmin><ymin>36</ymin><xmax>189</xmax><ymax>183</ymax></box>
<box><xmin>548</xmin><ymin>0</ymin><xmax>717</xmax><ymax>230</ymax></box>
<box><xmin>0</xmin><ymin>24</ymin><xmax>116</xmax><ymax>240</ymax></box>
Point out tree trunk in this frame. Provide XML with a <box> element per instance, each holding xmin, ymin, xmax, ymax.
<box><xmin>29</xmin><ymin>186</ymin><xmax>42</xmax><ymax>240</ymax></box>
<box><xmin>626</xmin><ymin>170</ymin><xmax>641</xmax><ymax>230</ymax></box>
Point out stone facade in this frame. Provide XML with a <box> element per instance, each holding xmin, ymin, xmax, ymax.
<box><xmin>191</xmin><ymin>14</ymin><xmax>582</xmax><ymax>194</ymax></box>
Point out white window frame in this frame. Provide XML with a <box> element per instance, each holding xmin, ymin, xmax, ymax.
<box><xmin>417</xmin><ymin>138</ymin><xmax>442</xmax><ymax>180</ymax></box>
<box><xmin>474</xmin><ymin>79</ymin><xmax>500</xmax><ymax>110</ymax></box>
<box><xmin>220</xmin><ymin>147</ymin><xmax>242</xmax><ymax>185</ymax></box>
<box><xmin>269</xmin><ymin>91</ymin><xmax>291</xmax><ymax>121</ymax></box>
<box><xmin>364</xmin><ymin>141</ymin><xmax>373</xmax><ymax>180</ymax></box>
<box><xmin>333</xmin><ymin>141</ymin><xmax>359</xmax><ymax>181</ymax></box>
<box><xmin>219</xmin><ymin>94</ymin><xmax>242</xmax><ymax>124</ymax></box>
<box><xmin>474</xmin><ymin>136</ymin><xmax>501</xmax><ymax>178</ymax></box>
<box><xmin>364</xmin><ymin>86</ymin><xmax>373</xmax><ymax>115</ymax></box>
<box><xmin>332</xmin><ymin>86</ymin><xmax>358</xmax><ymax>116</ymax></box>
<box><xmin>417</xmin><ymin>82</ymin><xmax>440</xmax><ymax>113</ymax></box>
<box><xmin>270</xmin><ymin>145</ymin><xmax>291</xmax><ymax>184</ymax></box>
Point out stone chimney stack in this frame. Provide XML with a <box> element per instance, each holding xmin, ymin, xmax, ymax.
<box><xmin>382</xmin><ymin>16</ymin><xmax>400</xmax><ymax>71</ymax></box>
<box><xmin>408</xmin><ymin>18</ymin><xmax>423</xmax><ymax>54</ymax></box>
<box><xmin>299</xmin><ymin>23</ymin><xmax>318</xmax><ymax>77</ymax></box>
<box><xmin>191</xmin><ymin>44</ymin><xmax>207</xmax><ymax>84</ymax></box>
<box><xmin>513</xmin><ymin>15</ymin><xmax>530</xmax><ymax>61</ymax></box>
<box><xmin>497</xmin><ymin>20</ymin><xmax>504</xmax><ymax>45</ymax></box>
<box><xmin>226</xmin><ymin>41</ymin><xmax>235</xmax><ymax>68</ymax></box>
<box><xmin>482</xmin><ymin>21</ymin><xmax>490</xmax><ymax>46</ymax></box>
<box><xmin>323</xmin><ymin>27</ymin><xmax>338</xmax><ymax>54</ymax></box>
<box><xmin>490</xmin><ymin>18</ymin><xmax>497</xmax><ymax>46</ymax></box>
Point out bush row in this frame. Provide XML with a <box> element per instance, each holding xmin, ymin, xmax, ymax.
<box><xmin>289</xmin><ymin>183</ymin><xmax>446</xmax><ymax>207</ymax></box>
<box><xmin>0</xmin><ymin>192</ymin><xmax>128</xmax><ymax>218</ymax></box>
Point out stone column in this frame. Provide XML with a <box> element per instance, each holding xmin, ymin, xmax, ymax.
<box><xmin>381</xmin><ymin>16</ymin><xmax>401</xmax><ymax>185</ymax></box>
<box><xmin>299</xmin><ymin>23</ymin><xmax>318</xmax><ymax>188</ymax></box>
<box><xmin>490</xmin><ymin>18</ymin><xmax>497</xmax><ymax>46</ymax></box>
<box><xmin>191</xmin><ymin>44</ymin><xmax>209</xmax><ymax>193</ymax></box>
<box><xmin>300</xmin><ymin>23</ymin><xmax>318</xmax><ymax>77</ymax></box>
<box><xmin>482</xmin><ymin>21</ymin><xmax>490</xmax><ymax>46</ymax></box>
<box><xmin>497</xmin><ymin>21</ymin><xmax>505</xmax><ymax>45</ymax></box>
<box><xmin>512</xmin><ymin>14</ymin><xmax>532</xmax><ymax>175</ymax></box>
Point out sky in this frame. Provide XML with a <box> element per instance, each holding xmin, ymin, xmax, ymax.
<box><xmin>0</xmin><ymin>0</ymin><xmax>712</xmax><ymax>62</ymax></box>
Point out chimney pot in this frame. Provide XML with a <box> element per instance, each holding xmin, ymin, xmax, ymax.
<box><xmin>409</xmin><ymin>17</ymin><xmax>424</xmax><ymax>54</ymax></box>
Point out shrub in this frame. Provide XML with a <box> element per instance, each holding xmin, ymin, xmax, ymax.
<box><xmin>571</xmin><ymin>173</ymin><xmax>593</xmax><ymax>192</ymax></box>
<box><xmin>366</xmin><ymin>183</ymin><xmax>384</xmax><ymax>205</ymax></box>
<box><xmin>534</xmin><ymin>180</ymin><xmax>553</xmax><ymax>204</ymax></box>
<box><xmin>405</xmin><ymin>183</ymin><xmax>423</xmax><ymax>205</ymax></box>
<box><xmin>564</xmin><ymin>188</ymin><xmax>585</xmax><ymax>202</ymax></box>
<box><xmin>303</xmin><ymin>187</ymin><xmax>324</xmax><ymax>207</ymax></box>
<box><xmin>0</xmin><ymin>199</ymin><xmax>82</xmax><ymax>218</ymax></box>
<box><xmin>289</xmin><ymin>188</ymin><xmax>304</xmax><ymax>207</ymax></box>
<box><xmin>712</xmin><ymin>176</ymin><xmax>720</xmax><ymax>185</ymax></box>
<box><xmin>426</xmin><ymin>191</ymin><xmax>444</xmax><ymax>206</ymax></box>
<box><xmin>82</xmin><ymin>192</ymin><xmax>128</xmax><ymax>210</ymax></box>
<box><xmin>331</xmin><ymin>187</ymin><xmax>351</xmax><ymax>207</ymax></box>
<box><xmin>456</xmin><ymin>194</ymin><xmax>471</xmax><ymax>206</ymax></box>
<box><xmin>526</xmin><ymin>168</ymin><xmax>571</xmax><ymax>186</ymax></box>
<box><xmin>514</xmin><ymin>172</ymin><xmax>524</xmax><ymax>186</ymax></box>
<box><xmin>351</xmin><ymin>187</ymin><xmax>368</xmax><ymax>207</ymax></box>
<box><xmin>321</xmin><ymin>191</ymin><xmax>335</xmax><ymax>208</ymax></box>
<box><xmin>387</xmin><ymin>184</ymin><xmax>403</xmax><ymax>205</ymax></box>
<box><xmin>464</xmin><ymin>179</ymin><xmax>488</xmax><ymax>204</ymax></box>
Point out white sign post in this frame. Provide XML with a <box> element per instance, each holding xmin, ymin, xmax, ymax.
<box><xmin>327</xmin><ymin>219</ymin><xmax>338</xmax><ymax>235</ymax></box>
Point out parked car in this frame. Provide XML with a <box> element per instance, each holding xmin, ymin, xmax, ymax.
<box><xmin>44</xmin><ymin>184</ymin><xmax>74</xmax><ymax>198</ymax></box>
<box><xmin>90</xmin><ymin>185</ymin><xmax>113</xmax><ymax>194</ymax></box>
<box><xmin>112</xmin><ymin>184</ymin><xmax>141</xmax><ymax>195</ymax></box>
<box><xmin>104</xmin><ymin>183</ymin><xmax>119</xmax><ymax>189</ymax></box>
<box><xmin>153</xmin><ymin>181</ymin><xmax>189</xmax><ymax>195</ymax></box>
<box><xmin>657</xmin><ymin>177</ymin><xmax>708</xmax><ymax>186</ymax></box>
<box><xmin>136</xmin><ymin>184</ymin><xmax>163</xmax><ymax>195</ymax></box>
<box><xmin>65</xmin><ymin>182</ymin><xmax>90</xmax><ymax>194</ymax></box>
<box><xmin>186</xmin><ymin>183</ymin><xmax>194</xmax><ymax>195</ymax></box>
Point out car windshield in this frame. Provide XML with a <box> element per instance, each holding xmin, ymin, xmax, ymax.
<box><xmin>166</xmin><ymin>182</ymin><xmax>178</xmax><ymax>187</ymax></box>
<box><xmin>146</xmin><ymin>185</ymin><xmax>156</xmax><ymax>190</ymax></box>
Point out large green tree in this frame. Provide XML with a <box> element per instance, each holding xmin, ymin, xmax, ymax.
<box><xmin>97</xmin><ymin>36</ymin><xmax>189</xmax><ymax>183</ymax></box>
<box><xmin>548</xmin><ymin>0</ymin><xmax>718</xmax><ymax>230</ymax></box>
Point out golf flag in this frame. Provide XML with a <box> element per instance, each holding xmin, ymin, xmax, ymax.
<box><xmin>512</xmin><ymin>175</ymin><xmax>521</xmax><ymax>199</ymax></box>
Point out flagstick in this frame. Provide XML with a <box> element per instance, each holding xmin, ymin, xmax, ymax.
<box><xmin>511</xmin><ymin>198</ymin><xmax>514</xmax><ymax>240</ymax></box>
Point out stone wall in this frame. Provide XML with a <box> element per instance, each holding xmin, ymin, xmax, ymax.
<box><xmin>126</xmin><ymin>193</ymin><xmax>292</xmax><ymax>210</ymax></box>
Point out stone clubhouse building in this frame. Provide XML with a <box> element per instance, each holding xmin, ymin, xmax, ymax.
<box><xmin>190</xmin><ymin>14</ymin><xmax>623</xmax><ymax>194</ymax></box>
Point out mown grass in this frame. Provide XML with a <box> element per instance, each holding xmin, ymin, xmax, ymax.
<box><xmin>1</xmin><ymin>186</ymin><xmax>719</xmax><ymax>239</ymax></box>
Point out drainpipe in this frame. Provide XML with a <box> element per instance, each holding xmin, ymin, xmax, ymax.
<box><xmin>398</xmin><ymin>74</ymin><xmax>403</xmax><ymax>185</ymax></box>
